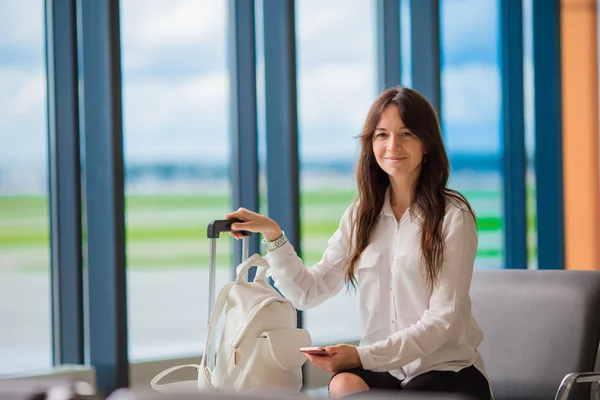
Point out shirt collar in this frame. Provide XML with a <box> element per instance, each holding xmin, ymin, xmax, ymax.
<box><xmin>380</xmin><ymin>185</ymin><xmax>421</xmax><ymax>221</ymax></box>
<box><xmin>381</xmin><ymin>186</ymin><xmax>395</xmax><ymax>217</ymax></box>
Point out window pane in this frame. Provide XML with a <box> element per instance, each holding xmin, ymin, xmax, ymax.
<box><xmin>120</xmin><ymin>0</ymin><xmax>231</xmax><ymax>361</ymax></box>
<box><xmin>523</xmin><ymin>0</ymin><xmax>538</xmax><ymax>269</ymax></box>
<box><xmin>0</xmin><ymin>1</ymin><xmax>51</xmax><ymax>374</ymax></box>
<box><xmin>440</xmin><ymin>0</ymin><xmax>504</xmax><ymax>269</ymax></box>
<box><xmin>296</xmin><ymin>0</ymin><xmax>377</xmax><ymax>344</ymax></box>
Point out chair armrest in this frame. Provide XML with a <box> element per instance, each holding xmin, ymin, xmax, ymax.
<box><xmin>555</xmin><ymin>372</ymin><xmax>600</xmax><ymax>400</ymax></box>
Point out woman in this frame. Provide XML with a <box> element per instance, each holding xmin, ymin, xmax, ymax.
<box><xmin>225</xmin><ymin>87</ymin><xmax>492</xmax><ymax>399</ymax></box>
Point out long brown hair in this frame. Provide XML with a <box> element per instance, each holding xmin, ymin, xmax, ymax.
<box><xmin>347</xmin><ymin>87</ymin><xmax>475</xmax><ymax>291</ymax></box>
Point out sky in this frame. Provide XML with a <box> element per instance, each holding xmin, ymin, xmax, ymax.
<box><xmin>0</xmin><ymin>0</ymin><xmax>534</xmax><ymax>167</ymax></box>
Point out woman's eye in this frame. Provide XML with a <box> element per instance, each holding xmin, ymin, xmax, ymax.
<box><xmin>375</xmin><ymin>132</ymin><xmax>387</xmax><ymax>138</ymax></box>
<box><xmin>402</xmin><ymin>131</ymin><xmax>413</xmax><ymax>137</ymax></box>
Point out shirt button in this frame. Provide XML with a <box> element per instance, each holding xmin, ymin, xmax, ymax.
<box><xmin>392</xmin><ymin>320</ymin><xmax>395</xmax><ymax>324</ymax></box>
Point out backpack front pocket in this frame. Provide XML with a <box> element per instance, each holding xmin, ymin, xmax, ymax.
<box><xmin>234</xmin><ymin>327</ymin><xmax>311</xmax><ymax>391</ymax></box>
<box><xmin>260</xmin><ymin>327</ymin><xmax>312</xmax><ymax>370</ymax></box>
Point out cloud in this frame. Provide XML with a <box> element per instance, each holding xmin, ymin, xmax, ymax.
<box><xmin>0</xmin><ymin>2</ymin><xmax>47</xmax><ymax>167</ymax></box>
<box><xmin>295</xmin><ymin>0</ymin><xmax>376</xmax><ymax>66</ymax></box>
<box><xmin>441</xmin><ymin>63</ymin><xmax>501</xmax><ymax>153</ymax></box>
<box><xmin>14</xmin><ymin>74</ymin><xmax>45</xmax><ymax>116</ymax></box>
<box><xmin>122</xmin><ymin>71</ymin><xmax>229</xmax><ymax>163</ymax></box>
<box><xmin>0</xmin><ymin>2</ymin><xmax>44</xmax><ymax>48</ymax></box>
<box><xmin>524</xmin><ymin>59</ymin><xmax>534</xmax><ymax>154</ymax></box>
<box><xmin>121</xmin><ymin>0</ymin><xmax>225</xmax><ymax>47</ymax></box>
<box><xmin>441</xmin><ymin>58</ymin><xmax>533</xmax><ymax>154</ymax></box>
<box><xmin>298</xmin><ymin>62</ymin><xmax>376</xmax><ymax>127</ymax></box>
<box><xmin>296</xmin><ymin>62</ymin><xmax>377</xmax><ymax>161</ymax></box>
<box><xmin>441</xmin><ymin>0</ymin><xmax>498</xmax><ymax>61</ymax></box>
<box><xmin>442</xmin><ymin>63</ymin><xmax>500</xmax><ymax>125</ymax></box>
<box><xmin>0</xmin><ymin>68</ymin><xmax>47</xmax><ymax>165</ymax></box>
<box><xmin>120</xmin><ymin>0</ymin><xmax>227</xmax><ymax>73</ymax></box>
<box><xmin>522</xmin><ymin>0</ymin><xmax>535</xmax><ymax>154</ymax></box>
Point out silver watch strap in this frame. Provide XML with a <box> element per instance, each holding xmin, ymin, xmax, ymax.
<box><xmin>262</xmin><ymin>231</ymin><xmax>288</xmax><ymax>251</ymax></box>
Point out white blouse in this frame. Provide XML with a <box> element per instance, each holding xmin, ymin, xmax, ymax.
<box><xmin>263</xmin><ymin>188</ymin><xmax>489</xmax><ymax>386</ymax></box>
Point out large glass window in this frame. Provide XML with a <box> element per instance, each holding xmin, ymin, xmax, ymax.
<box><xmin>120</xmin><ymin>0</ymin><xmax>231</xmax><ymax>361</ymax></box>
<box><xmin>295</xmin><ymin>0</ymin><xmax>377</xmax><ymax>344</ymax></box>
<box><xmin>440</xmin><ymin>0</ymin><xmax>504</xmax><ymax>269</ymax></box>
<box><xmin>0</xmin><ymin>1</ymin><xmax>51</xmax><ymax>374</ymax></box>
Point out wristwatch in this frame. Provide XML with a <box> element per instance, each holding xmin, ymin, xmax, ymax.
<box><xmin>262</xmin><ymin>231</ymin><xmax>288</xmax><ymax>251</ymax></box>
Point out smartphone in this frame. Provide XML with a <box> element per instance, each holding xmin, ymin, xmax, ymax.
<box><xmin>299</xmin><ymin>346</ymin><xmax>336</xmax><ymax>357</ymax></box>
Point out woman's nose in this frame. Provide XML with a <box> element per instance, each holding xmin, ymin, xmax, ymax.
<box><xmin>387</xmin><ymin>135</ymin><xmax>401</xmax><ymax>150</ymax></box>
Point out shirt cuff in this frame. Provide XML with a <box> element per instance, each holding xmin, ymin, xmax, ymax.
<box><xmin>356</xmin><ymin>345</ymin><xmax>376</xmax><ymax>371</ymax></box>
<box><xmin>262</xmin><ymin>240</ymin><xmax>302</xmax><ymax>281</ymax></box>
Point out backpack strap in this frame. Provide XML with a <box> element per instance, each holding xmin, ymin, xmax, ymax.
<box><xmin>253</xmin><ymin>265</ymin><xmax>270</xmax><ymax>282</ymax></box>
<box><xmin>150</xmin><ymin>364</ymin><xmax>201</xmax><ymax>393</ymax></box>
<box><xmin>200</xmin><ymin>281</ymin><xmax>235</xmax><ymax>370</ymax></box>
<box><xmin>235</xmin><ymin>254</ymin><xmax>271</xmax><ymax>284</ymax></box>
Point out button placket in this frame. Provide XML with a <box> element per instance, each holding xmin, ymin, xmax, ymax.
<box><xmin>390</xmin><ymin>211</ymin><xmax>407</xmax><ymax>333</ymax></box>
<box><xmin>392</xmin><ymin>210</ymin><xmax>409</xmax><ymax>264</ymax></box>
<box><xmin>390</xmin><ymin>217</ymin><xmax>403</xmax><ymax>331</ymax></box>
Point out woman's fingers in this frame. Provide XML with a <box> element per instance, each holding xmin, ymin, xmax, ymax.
<box><xmin>223</xmin><ymin>212</ymin><xmax>239</xmax><ymax>220</ymax></box>
<box><xmin>304</xmin><ymin>354</ymin><xmax>321</xmax><ymax>366</ymax></box>
<box><xmin>224</xmin><ymin>209</ymin><xmax>266</xmax><ymax>232</ymax></box>
<box><xmin>224</xmin><ymin>207</ymin><xmax>254</xmax><ymax>221</ymax></box>
<box><xmin>304</xmin><ymin>353</ymin><xmax>335</xmax><ymax>372</ymax></box>
<box><xmin>223</xmin><ymin>209</ymin><xmax>253</xmax><ymax>239</ymax></box>
<box><xmin>223</xmin><ymin>207</ymin><xmax>276</xmax><ymax>239</ymax></box>
<box><xmin>228</xmin><ymin>221</ymin><xmax>244</xmax><ymax>230</ymax></box>
<box><xmin>227</xmin><ymin>230</ymin><xmax>242</xmax><ymax>239</ymax></box>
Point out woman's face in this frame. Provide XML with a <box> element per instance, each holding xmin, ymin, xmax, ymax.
<box><xmin>372</xmin><ymin>105</ymin><xmax>424</xmax><ymax>182</ymax></box>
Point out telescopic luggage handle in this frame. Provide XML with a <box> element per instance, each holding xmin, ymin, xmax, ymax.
<box><xmin>207</xmin><ymin>218</ymin><xmax>252</xmax><ymax>292</ymax></box>
<box><xmin>207</xmin><ymin>218</ymin><xmax>251</xmax><ymax>239</ymax></box>
<box><xmin>205</xmin><ymin>218</ymin><xmax>252</xmax><ymax>371</ymax></box>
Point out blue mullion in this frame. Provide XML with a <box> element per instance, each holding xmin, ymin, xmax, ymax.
<box><xmin>500</xmin><ymin>0</ymin><xmax>528</xmax><ymax>269</ymax></box>
<box><xmin>45</xmin><ymin>0</ymin><xmax>85</xmax><ymax>366</ymax></box>
<box><xmin>229</xmin><ymin>0</ymin><xmax>260</xmax><ymax>280</ymax></box>
<box><xmin>410</xmin><ymin>0</ymin><xmax>441</xmax><ymax>118</ymax></box>
<box><xmin>79</xmin><ymin>0</ymin><xmax>129</xmax><ymax>394</ymax></box>
<box><xmin>532</xmin><ymin>0</ymin><xmax>564</xmax><ymax>270</ymax></box>
<box><xmin>377</xmin><ymin>0</ymin><xmax>402</xmax><ymax>90</ymax></box>
<box><xmin>262</xmin><ymin>0</ymin><xmax>301</xmax><ymax>326</ymax></box>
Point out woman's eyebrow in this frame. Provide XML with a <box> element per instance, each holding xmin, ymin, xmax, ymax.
<box><xmin>375</xmin><ymin>126</ymin><xmax>408</xmax><ymax>131</ymax></box>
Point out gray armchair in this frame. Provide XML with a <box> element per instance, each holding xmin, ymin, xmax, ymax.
<box><xmin>470</xmin><ymin>270</ymin><xmax>600</xmax><ymax>400</ymax></box>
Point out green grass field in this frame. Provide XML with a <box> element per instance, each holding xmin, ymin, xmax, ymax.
<box><xmin>0</xmin><ymin>189</ymin><xmax>537</xmax><ymax>272</ymax></box>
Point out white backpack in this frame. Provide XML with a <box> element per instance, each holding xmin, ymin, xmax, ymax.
<box><xmin>151</xmin><ymin>254</ymin><xmax>312</xmax><ymax>394</ymax></box>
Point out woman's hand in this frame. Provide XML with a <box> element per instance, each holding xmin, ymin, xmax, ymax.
<box><xmin>303</xmin><ymin>344</ymin><xmax>362</xmax><ymax>373</ymax></box>
<box><xmin>224</xmin><ymin>208</ymin><xmax>282</xmax><ymax>241</ymax></box>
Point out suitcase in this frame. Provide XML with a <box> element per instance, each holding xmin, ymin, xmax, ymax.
<box><xmin>205</xmin><ymin>218</ymin><xmax>251</xmax><ymax>371</ymax></box>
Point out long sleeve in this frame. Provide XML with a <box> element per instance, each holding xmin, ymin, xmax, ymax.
<box><xmin>356</xmin><ymin>208</ymin><xmax>478</xmax><ymax>371</ymax></box>
<box><xmin>263</xmin><ymin>203</ymin><xmax>356</xmax><ymax>310</ymax></box>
